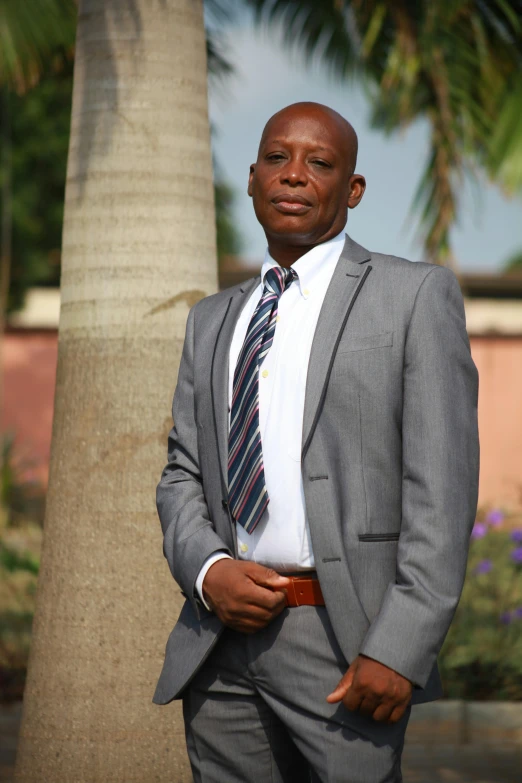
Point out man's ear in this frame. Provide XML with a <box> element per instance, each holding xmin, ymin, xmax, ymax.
<box><xmin>247</xmin><ymin>163</ymin><xmax>256</xmax><ymax>197</ymax></box>
<box><xmin>347</xmin><ymin>174</ymin><xmax>366</xmax><ymax>209</ymax></box>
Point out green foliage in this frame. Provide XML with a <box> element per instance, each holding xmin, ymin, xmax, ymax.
<box><xmin>1</xmin><ymin>433</ymin><xmax>46</xmax><ymax>528</ymax></box>
<box><xmin>5</xmin><ymin>55</ymin><xmax>74</xmax><ymax>314</ymax></box>
<box><xmin>0</xmin><ymin>0</ymin><xmax>76</xmax><ymax>95</ymax></box>
<box><xmin>503</xmin><ymin>250</ymin><xmax>522</xmax><ymax>271</ymax></box>
<box><xmin>246</xmin><ymin>1</ymin><xmax>522</xmax><ymax>264</ymax></box>
<box><xmin>215</xmin><ymin>180</ymin><xmax>243</xmax><ymax>260</ymax></box>
<box><xmin>0</xmin><ymin>432</ymin><xmax>42</xmax><ymax>699</ymax></box>
<box><xmin>0</xmin><ymin>542</ymin><xmax>39</xmax><ymax>575</ymax></box>
<box><xmin>439</xmin><ymin>511</ymin><xmax>522</xmax><ymax>700</ymax></box>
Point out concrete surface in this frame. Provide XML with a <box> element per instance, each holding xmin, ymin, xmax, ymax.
<box><xmin>3</xmin><ymin>699</ymin><xmax>522</xmax><ymax>782</ymax></box>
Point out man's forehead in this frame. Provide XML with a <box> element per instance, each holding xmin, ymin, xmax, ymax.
<box><xmin>259</xmin><ymin>106</ymin><xmax>356</xmax><ymax>153</ymax></box>
<box><xmin>264</xmin><ymin>137</ymin><xmax>333</xmax><ymax>151</ymax></box>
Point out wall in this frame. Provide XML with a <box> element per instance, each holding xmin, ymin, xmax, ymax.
<box><xmin>2</xmin><ymin>330</ymin><xmax>522</xmax><ymax>512</ymax></box>
<box><xmin>470</xmin><ymin>336</ymin><xmax>522</xmax><ymax>512</ymax></box>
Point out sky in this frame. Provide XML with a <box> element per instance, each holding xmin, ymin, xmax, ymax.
<box><xmin>208</xmin><ymin>16</ymin><xmax>522</xmax><ymax>273</ymax></box>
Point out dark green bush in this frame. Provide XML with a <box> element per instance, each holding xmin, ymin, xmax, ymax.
<box><xmin>439</xmin><ymin>508</ymin><xmax>522</xmax><ymax>700</ymax></box>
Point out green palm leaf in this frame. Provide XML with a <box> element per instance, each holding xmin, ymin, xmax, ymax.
<box><xmin>245</xmin><ymin>0</ymin><xmax>522</xmax><ymax>264</ymax></box>
<box><xmin>0</xmin><ymin>0</ymin><xmax>77</xmax><ymax>94</ymax></box>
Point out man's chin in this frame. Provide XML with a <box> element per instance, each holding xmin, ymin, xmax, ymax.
<box><xmin>262</xmin><ymin>216</ymin><xmax>319</xmax><ymax>243</ymax></box>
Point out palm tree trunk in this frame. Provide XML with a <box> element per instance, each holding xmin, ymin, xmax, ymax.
<box><xmin>13</xmin><ymin>1</ymin><xmax>217</xmax><ymax>780</ymax></box>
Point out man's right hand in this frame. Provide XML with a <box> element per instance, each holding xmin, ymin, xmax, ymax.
<box><xmin>202</xmin><ymin>559</ymin><xmax>290</xmax><ymax>633</ymax></box>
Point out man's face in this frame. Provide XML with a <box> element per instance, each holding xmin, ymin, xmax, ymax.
<box><xmin>248</xmin><ymin>111</ymin><xmax>365</xmax><ymax>247</ymax></box>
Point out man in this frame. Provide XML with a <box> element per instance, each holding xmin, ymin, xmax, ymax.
<box><xmin>152</xmin><ymin>102</ymin><xmax>480</xmax><ymax>782</ymax></box>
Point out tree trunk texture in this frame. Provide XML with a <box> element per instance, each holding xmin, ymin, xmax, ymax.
<box><xmin>14</xmin><ymin>1</ymin><xmax>216</xmax><ymax>780</ymax></box>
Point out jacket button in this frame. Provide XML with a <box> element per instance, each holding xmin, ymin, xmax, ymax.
<box><xmin>222</xmin><ymin>499</ymin><xmax>229</xmax><ymax>510</ymax></box>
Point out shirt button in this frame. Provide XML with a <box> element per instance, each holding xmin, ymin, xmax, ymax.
<box><xmin>304</xmin><ymin>288</ymin><xmax>310</xmax><ymax>296</ymax></box>
<box><xmin>276</xmin><ymin>315</ymin><xmax>280</xmax><ymax>322</ymax></box>
<box><xmin>261</xmin><ymin>369</ymin><xmax>269</xmax><ymax>378</ymax></box>
<box><xmin>240</xmin><ymin>543</ymin><xmax>248</xmax><ymax>553</ymax></box>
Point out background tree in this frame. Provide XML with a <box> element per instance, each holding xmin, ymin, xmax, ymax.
<box><xmin>504</xmin><ymin>250</ymin><xmax>522</xmax><ymax>271</ymax></box>
<box><xmin>247</xmin><ymin>0</ymin><xmax>522</xmax><ymax>267</ymax></box>
<box><xmin>1</xmin><ymin>0</ymin><xmax>241</xmax><ymax>321</ymax></box>
<box><xmin>6</xmin><ymin>55</ymin><xmax>73</xmax><ymax>313</ymax></box>
<box><xmin>13</xmin><ymin>0</ymin><xmax>214</xmax><ymax>779</ymax></box>
<box><xmin>0</xmin><ymin>0</ymin><xmax>76</xmax><ymax>482</ymax></box>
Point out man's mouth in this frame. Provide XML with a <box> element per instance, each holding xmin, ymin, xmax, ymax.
<box><xmin>271</xmin><ymin>194</ymin><xmax>312</xmax><ymax>215</ymax></box>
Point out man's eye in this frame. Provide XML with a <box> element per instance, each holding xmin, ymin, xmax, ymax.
<box><xmin>267</xmin><ymin>154</ymin><xmax>285</xmax><ymax>161</ymax></box>
<box><xmin>312</xmin><ymin>160</ymin><xmax>330</xmax><ymax>167</ymax></box>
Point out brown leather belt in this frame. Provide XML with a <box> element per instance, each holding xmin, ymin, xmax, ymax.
<box><xmin>283</xmin><ymin>575</ymin><xmax>325</xmax><ymax>608</ymax></box>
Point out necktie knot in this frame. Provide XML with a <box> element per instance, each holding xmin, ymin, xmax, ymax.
<box><xmin>263</xmin><ymin>265</ymin><xmax>298</xmax><ymax>298</ymax></box>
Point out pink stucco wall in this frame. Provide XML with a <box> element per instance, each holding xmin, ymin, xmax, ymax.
<box><xmin>470</xmin><ymin>336</ymin><xmax>522</xmax><ymax>512</ymax></box>
<box><xmin>2</xmin><ymin>331</ymin><xmax>58</xmax><ymax>487</ymax></box>
<box><xmin>2</xmin><ymin>331</ymin><xmax>522</xmax><ymax>512</ymax></box>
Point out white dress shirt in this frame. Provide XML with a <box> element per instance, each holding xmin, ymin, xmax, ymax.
<box><xmin>195</xmin><ymin>229</ymin><xmax>347</xmax><ymax>607</ymax></box>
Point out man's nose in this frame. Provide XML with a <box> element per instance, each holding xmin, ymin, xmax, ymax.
<box><xmin>281</xmin><ymin>162</ymin><xmax>307</xmax><ymax>186</ymax></box>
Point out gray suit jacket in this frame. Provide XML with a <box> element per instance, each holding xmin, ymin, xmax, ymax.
<box><xmin>152</xmin><ymin>234</ymin><xmax>480</xmax><ymax>706</ymax></box>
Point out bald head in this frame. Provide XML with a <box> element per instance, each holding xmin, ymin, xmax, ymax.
<box><xmin>248</xmin><ymin>100</ymin><xmax>366</xmax><ymax>264</ymax></box>
<box><xmin>259</xmin><ymin>102</ymin><xmax>359</xmax><ymax>177</ymax></box>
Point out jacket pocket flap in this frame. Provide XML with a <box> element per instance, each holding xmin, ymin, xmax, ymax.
<box><xmin>337</xmin><ymin>331</ymin><xmax>394</xmax><ymax>353</ymax></box>
<box><xmin>358</xmin><ymin>532</ymin><xmax>400</xmax><ymax>542</ymax></box>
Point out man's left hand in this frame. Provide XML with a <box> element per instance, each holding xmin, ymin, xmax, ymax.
<box><xmin>326</xmin><ymin>654</ymin><xmax>413</xmax><ymax>724</ymax></box>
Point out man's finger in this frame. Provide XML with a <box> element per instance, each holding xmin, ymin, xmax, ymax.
<box><xmin>342</xmin><ymin>684</ymin><xmax>364</xmax><ymax>713</ymax></box>
<box><xmin>326</xmin><ymin>669</ymin><xmax>354</xmax><ymax>703</ymax></box>
<box><xmin>249</xmin><ymin>565</ymin><xmax>290</xmax><ymax>590</ymax></box>
<box><xmin>385</xmin><ymin>703</ymin><xmax>408</xmax><ymax>724</ymax></box>
<box><xmin>370</xmin><ymin>702</ymin><xmax>394</xmax><ymax>723</ymax></box>
<box><xmin>358</xmin><ymin>695</ymin><xmax>382</xmax><ymax>718</ymax></box>
<box><xmin>241</xmin><ymin>581</ymin><xmax>288</xmax><ymax>611</ymax></box>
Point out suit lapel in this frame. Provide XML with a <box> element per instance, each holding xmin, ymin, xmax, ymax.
<box><xmin>210</xmin><ymin>233</ymin><xmax>373</xmax><ymax>489</ymax></box>
<box><xmin>301</xmin><ymin>234</ymin><xmax>372</xmax><ymax>458</ymax></box>
<box><xmin>210</xmin><ymin>274</ymin><xmax>261</xmax><ymax>496</ymax></box>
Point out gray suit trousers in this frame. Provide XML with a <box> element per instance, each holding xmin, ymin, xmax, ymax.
<box><xmin>182</xmin><ymin>605</ymin><xmax>411</xmax><ymax>783</ymax></box>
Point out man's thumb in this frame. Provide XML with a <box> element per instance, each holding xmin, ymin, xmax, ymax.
<box><xmin>252</xmin><ymin>566</ymin><xmax>290</xmax><ymax>589</ymax></box>
<box><xmin>326</xmin><ymin>669</ymin><xmax>354</xmax><ymax>703</ymax></box>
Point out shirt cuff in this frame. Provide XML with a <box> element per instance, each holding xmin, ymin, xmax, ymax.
<box><xmin>195</xmin><ymin>551</ymin><xmax>233</xmax><ymax>611</ymax></box>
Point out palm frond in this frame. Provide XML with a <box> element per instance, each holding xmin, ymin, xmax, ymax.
<box><xmin>0</xmin><ymin>0</ymin><xmax>77</xmax><ymax>94</ymax></box>
<box><xmin>247</xmin><ymin>0</ymin><xmax>359</xmax><ymax>78</ymax></box>
<box><xmin>206</xmin><ymin>30</ymin><xmax>234</xmax><ymax>81</ymax></box>
<box><xmin>247</xmin><ymin>0</ymin><xmax>522</xmax><ymax>263</ymax></box>
<box><xmin>487</xmin><ymin>80</ymin><xmax>522</xmax><ymax>193</ymax></box>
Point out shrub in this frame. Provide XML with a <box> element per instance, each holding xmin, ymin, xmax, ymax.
<box><xmin>439</xmin><ymin>508</ymin><xmax>522</xmax><ymax>700</ymax></box>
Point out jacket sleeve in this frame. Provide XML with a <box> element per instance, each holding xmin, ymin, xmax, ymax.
<box><xmin>156</xmin><ymin>303</ymin><xmax>233</xmax><ymax>617</ymax></box>
<box><xmin>358</xmin><ymin>265</ymin><xmax>480</xmax><ymax>688</ymax></box>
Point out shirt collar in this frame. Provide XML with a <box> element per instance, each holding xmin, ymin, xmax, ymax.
<box><xmin>260</xmin><ymin>228</ymin><xmax>347</xmax><ymax>300</ymax></box>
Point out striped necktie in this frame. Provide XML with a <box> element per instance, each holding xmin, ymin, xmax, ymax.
<box><xmin>228</xmin><ymin>264</ymin><xmax>299</xmax><ymax>533</ymax></box>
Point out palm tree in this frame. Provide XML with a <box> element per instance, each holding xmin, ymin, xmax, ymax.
<box><xmin>247</xmin><ymin>0</ymin><xmax>522</xmax><ymax>267</ymax></box>
<box><xmin>13</xmin><ymin>0</ymin><xmax>215</xmax><ymax>779</ymax></box>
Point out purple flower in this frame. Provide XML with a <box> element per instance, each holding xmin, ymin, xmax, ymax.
<box><xmin>473</xmin><ymin>559</ymin><xmax>493</xmax><ymax>575</ymax></box>
<box><xmin>486</xmin><ymin>509</ymin><xmax>504</xmax><ymax>527</ymax></box>
<box><xmin>514</xmin><ymin>607</ymin><xmax>522</xmax><ymax>620</ymax></box>
<box><xmin>511</xmin><ymin>547</ymin><xmax>522</xmax><ymax>565</ymax></box>
<box><xmin>510</xmin><ymin>529</ymin><xmax>522</xmax><ymax>544</ymax></box>
<box><xmin>471</xmin><ymin>523</ymin><xmax>487</xmax><ymax>539</ymax></box>
<box><xmin>500</xmin><ymin>611</ymin><xmax>512</xmax><ymax>624</ymax></box>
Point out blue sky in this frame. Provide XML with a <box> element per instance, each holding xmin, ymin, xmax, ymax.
<box><xmin>208</xmin><ymin>17</ymin><xmax>521</xmax><ymax>272</ymax></box>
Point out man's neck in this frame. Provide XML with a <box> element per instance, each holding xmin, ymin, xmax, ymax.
<box><xmin>267</xmin><ymin>243</ymin><xmax>317</xmax><ymax>269</ymax></box>
<box><xmin>266</xmin><ymin>228</ymin><xmax>346</xmax><ymax>268</ymax></box>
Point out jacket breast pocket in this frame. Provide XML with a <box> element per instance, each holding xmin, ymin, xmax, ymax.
<box><xmin>337</xmin><ymin>330</ymin><xmax>394</xmax><ymax>354</ymax></box>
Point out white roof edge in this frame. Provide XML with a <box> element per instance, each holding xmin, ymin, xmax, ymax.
<box><xmin>6</xmin><ymin>288</ymin><xmax>522</xmax><ymax>335</ymax></box>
